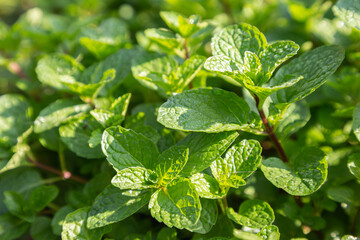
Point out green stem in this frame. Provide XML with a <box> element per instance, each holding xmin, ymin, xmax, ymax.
<box><xmin>217</xmin><ymin>196</ymin><xmax>229</xmax><ymax>214</ymax></box>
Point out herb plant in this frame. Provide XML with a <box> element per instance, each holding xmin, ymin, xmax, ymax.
<box><xmin>0</xmin><ymin>0</ymin><xmax>360</xmax><ymax>239</ymax></box>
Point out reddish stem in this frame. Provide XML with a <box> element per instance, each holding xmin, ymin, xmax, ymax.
<box><xmin>254</xmin><ymin>95</ymin><xmax>289</xmax><ymax>163</ymax></box>
<box><xmin>26</xmin><ymin>157</ymin><xmax>87</xmax><ymax>184</ymax></box>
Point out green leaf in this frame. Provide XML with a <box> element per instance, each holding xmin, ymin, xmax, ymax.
<box><xmin>178</xmin><ymin>131</ymin><xmax>239</xmax><ymax>175</ymax></box>
<box><xmin>0</xmin><ymin>94</ymin><xmax>31</xmax><ymax>146</ymax></box>
<box><xmin>353</xmin><ymin>103</ymin><xmax>360</xmax><ymax>142</ymax></box>
<box><xmin>327</xmin><ymin>186</ymin><xmax>354</xmax><ymax>204</ymax></box>
<box><xmin>149</xmin><ymin>178</ymin><xmax>201</xmax><ymax>229</ymax></box>
<box><xmin>160</xmin><ymin>11</ymin><xmax>201</xmax><ymax>37</ymax></box>
<box><xmin>145</xmin><ymin>28</ymin><xmax>181</xmax><ymax>52</ymax></box>
<box><xmin>51</xmin><ymin>205</ymin><xmax>75</xmax><ymax>236</ymax></box>
<box><xmin>110</xmin><ymin>93</ymin><xmax>131</xmax><ymax>118</ymax></box>
<box><xmin>36</xmin><ymin>54</ymin><xmax>84</xmax><ymax>90</ymax></box>
<box><xmin>190</xmin><ymin>173</ymin><xmax>224</xmax><ymax>199</ymax></box>
<box><xmin>257</xmin><ymin>225</ymin><xmax>280</xmax><ymax>240</ymax></box>
<box><xmin>101</xmin><ymin>126</ymin><xmax>159</xmax><ymax>171</ymax></box>
<box><xmin>29</xmin><ymin>185</ymin><xmax>59</xmax><ymax>212</ymax></box>
<box><xmin>158</xmin><ymin>88</ymin><xmax>252</xmax><ymax>132</ymax></box>
<box><xmin>0</xmin><ymin>168</ymin><xmax>42</xmax><ymax>215</ymax></box>
<box><xmin>261</xmin><ymin>147</ymin><xmax>327</xmax><ymax>196</ymax></box>
<box><xmin>333</xmin><ymin>0</ymin><xmax>360</xmax><ymax>30</ymax></box>
<box><xmin>88</xmin><ymin>129</ymin><xmax>103</xmax><ymax>148</ymax></box>
<box><xmin>185</xmin><ymin>199</ymin><xmax>218</xmax><ymax>233</ymax></box>
<box><xmin>227</xmin><ymin>199</ymin><xmax>275</xmax><ymax>228</ymax></box>
<box><xmin>59</xmin><ymin>114</ymin><xmax>104</xmax><ymax>159</ymax></box>
<box><xmin>270</xmin><ymin>45</ymin><xmax>345</xmax><ymax>105</ymax></box>
<box><xmin>62</xmin><ymin>207</ymin><xmax>111</xmax><ymax>240</ymax></box>
<box><xmin>155</xmin><ymin>145</ymin><xmax>189</xmax><ymax>186</ymax></box>
<box><xmin>348</xmin><ymin>153</ymin><xmax>360</xmax><ymax>180</ymax></box>
<box><xmin>211</xmin><ymin>23</ymin><xmax>267</xmax><ymax>64</ymax></box>
<box><xmin>90</xmin><ymin>109</ymin><xmax>122</xmax><ymax>128</ymax></box>
<box><xmin>259</xmin><ymin>40</ymin><xmax>300</xmax><ymax>82</ymax></box>
<box><xmin>79</xmin><ymin>18</ymin><xmax>129</xmax><ymax>59</ymax></box>
<box><xmin>30</xmin><ymin>216</ymin><xmax>57</xmax><ymax>240</ymax></box>
<box><xmin>341</xmin><ymin>235</ymin><xmax>360</xmax><ymax>240</ymax></box>
<box><xmin>34</xmin><ymin>99</ymin><xmax>91</xmax><ymax>133</ymax></box>
<box><xmin>111</xmin><ymin>167</ymin><xmax>157</xmax><ymax>190</ymax></box>
<box><xmin>87</xmin><ymin>185</ymin><xmax>152</xmax><ymax>229</ymax></box>
<box><xmin>4</xmin><ymin>191</ymin><xmax>35</xmax><ymax>222</ymax></box>
<box><xmin>0</xmin><ymin>143</ymin><xmax>30</xmax><ymax>174</ymax></box>
<box><xmin>223</xmin><ymin>139</ymin><xmax>262</xmax><ymax>179</ymax></box>
<box><xmin>0</xmin><ymin>213</ymin><xmax>29</xmax><ymax>240</ymax></box>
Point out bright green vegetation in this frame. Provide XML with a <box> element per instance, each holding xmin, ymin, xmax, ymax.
<box><xmin>0</xmin><ymin>0</ymin><xmax>360</xmax><ymax>239</ymax></box>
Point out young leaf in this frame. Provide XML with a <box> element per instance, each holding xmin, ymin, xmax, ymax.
<box><xmin>149</xmin><ymin>178</ymin><xmax>201</xmax><ymax>229</ymax></box>
<box><xmin>270</xmin><ymin>45</ymin><xmax>345</xmax><ymax>105</ymax></box>
<box><xmin>185</xmin><ymin>199</ymin><xmax>218</xmax><ymax>233</ymax></box>
<box><xmin>190</xmin><ymin>173</ymin><xmax>225</xmax><ymax>199</ymax></box>
<box><xmin>101</xmin><ymin>126</ymin><xmax>159</xmax><ymax>171</ymax></box>
<box><xmin>155</xmin><ymin>145</ymin><xmax>189</xmax><ymax>186</ymax></box>
<box><xmin>353</xmin><ymin>103</ymin><xmax>360</xmax><ymax>142</ymax></box>
<box><xmin>59</xmin><ymin>114</ymin><xmax>104</xmax><ymax>159</ymax></box>
<box><xmin>90</xmin><ymin>109</ymin><xmax>122</xmax><ymax>128</ymax></box>
<box><xmin>348</xmin><ymin>153</ymin><xmax>360</xmax><ymax>180</ymax></box>
<box><xmin>62</xmin><ymin>207</ymin><xmax>111</xmax><ymax>240</ymax></box>
<box><xmin>111</xmin><ymin>167</ymin><xmax>157</xmax><ymax>190</ymax></box>
<box><xmin>110</xmin><ymin>93</ymin><xmax>131</xmax><ymax>118</ymax></box>
<box><xmin>261</xmin><ymin>147</ymin><xmax>327</xmax><ymax>196</ymax></box>
<box><xmin>178</xmin><ymin>131</ymin><xmax>239</xmax><ymax>175</ymax></box>
<box><xmin>87</xmin><ymin>186</ymin><xmax>152</xmax><ymax>229</ymax></box>
<box><xmin>211</xmin><ymin>23</ymin><xmax>267</xmax><ymax>63</ymax></box>
<box><xmin>4</xmin><ymin>191</ymin><xmax>35</xmax><ymax>222</ymax></box>
<box><xmin>0</xmin><ymin>94</ymin><xmax>31</xmax><ymax>146</ymax></box>
<box><xmin>34</xmin><ymin>99</ymin><xmax>91</xmax><ymax>133</ymax></box>
<box><xmin>157</xmin><ymin>88</ymin><xmax>252</xmax><ymax>132</ymax></box>
<box><xmin>333</xmin><ymin>0</ymin><xmax>360</xmax><ymax>30</ymax></box>
<box><xmin>257</xmin><ymin>225</ymin><xmax>280</xmax><ymax>240</ymax></box>
<box><xmin>223</xmin><ymin>139</ymin><xmax>262</xmax><ymax>179</ymax></box>
<box><xmin>226</xmin><ymin>199</ymin><xmax>275</xmax><ymax>228</ymax></box>
<box><xmin>29</xmin><ymin>185</ymin><xmax>59</xmax><ymax>212</ymax></box>
<box><xmin>145</xmin><ymin>28</ymin><xmax>181</xmax><ymax>52</ymax></box>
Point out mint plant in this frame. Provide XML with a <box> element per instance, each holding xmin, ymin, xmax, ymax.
<box><xmin>0</xmin><ymin>0</ymin><xmax>360</xmax><ymax>239</ymax></box>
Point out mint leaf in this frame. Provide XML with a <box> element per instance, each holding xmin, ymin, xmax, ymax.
<box><xmin>261</xmin><ymin>147</ymin><xmax>327</xmax><ymax>196</ymax></box>
<box><xmin>0</xmin><ymin>213</ymin><xmax>29</xmax><ymax>240</ymax></box>
<box><xmin>223</xmin><ymin>139</ymin><xmax>262</xmax><ymax>179</ymax></box>
<box><xmin>178</xmin><ymin>131</ymin><xmax>239</xmax><ymax>175</ymax></box>
<box><xmin>36</xmin><ymin>54</ymin><xmax>83</xmax><ymax>90</ymax></box>
<box><xmin>34</xmin><ymin>99</ymin><xmax>91</xmax><ymax>133</ymax></box>
<box><xmin>4</xmin><ymin>191</ymin><xmax>35</xmax><ymax>222</ymax></box>
<box><xmin>29</xmin><ymin>185</ymin><xmax>59</xmax><ymax>212</ymax></box>
<box><xmin>348</xmin><ymin>153</ymin><xmax>360</xmax><ymax>180</ymax></box>
<box><xmin>149</xmin><ymin>178</ymin><xmax>201</xmax><ymax>229</ymax></box>
<box><xmin>110</xmin><ymin>93</ymin><xmax>131</xmax><ymax>118</ymax></box>
<box><xmin>257</xmin><ymin>225</ymin><xmax>280</xmax><ymax>240</ymax></box>
<box><xmin>157</xmin><ymin>227</ymin><xmax>177</xmax><ymax>240</ymax></box>
<box><xmin>211</xmin><ymin>23</ymin><xmax>267</xmax><ymax>63</ymax></box>
<box><xmin>87</xmin><ymin>186</ymin><xmax>152</xmax><ymax>229</ymax></box>
<box><xmin>270</xmin><ymin>45</ymin><xmax>345</xmax><ymax>105</ymax></box>
<box><xmin>90</xmin><ymin>109</ymin><xmax>122</xmax><ymax>128</ymax></box>
<box><xmin>59</xmin><ymin>114</ymin><xmax>104</xmax><ymax>159</ymax></box>
<box><xmin>62</xmin><ymin>207</ymin><xmax>111</xmax><ymax>240</ymax></box>
<box><xmin>333</xmin><ymin>0</ymin><xmax>360</xmax><ymax>30</ymax></box>
<box><xmin>101</xmin><ymin>126</ymin><xmax>159</xmax><ymax>171</ymax></box>
<box><xmin>259</xmin><ymin>40</ymin><xmax>300</xmax><ymax>83</ymax></box>
<box><xmin>227</xmin><ymin>199</ymin><xmax>275</xmax><ymax>228</ymax></box>
<box><xmin>157</xmin><ymin>88</ymin><xmax>252</xmax><ymax>132</ymax></box>
<box><xmin>0</xmin><ymin>143</ymin><xmax>30</xmax><ymax>174</ymax></box>
<box><xmin>160</xmin><ymin>11</ymin><xmax>200</xmax><ymax>37</ymax></box>
<box><xmin>0</xmin><ymin>94</ymin><xmax>31</xmax><ymax>146</ymax></box>
<box><xmin>190</xmin><ymin>173</ymin><xmax>224</xmax><ymax>199</ymax></box>
<box><xmin>155</xmin><ymin>145</ymin><xmax>189</xmax><ymax>186</ymax></box>
<box><xmin>327</xmin><ymin>186</ymin><xmax>354</xmax><ymax>204</ymax></box>
<box><xmin>111</xmin><ymin>167</ymin><xmax>157</xmax><ymax>190</ymax></box>
<box><xmin>51</xmin><ymin>206</ymin><xmax>75</xmax><ymax>236</ymax></box>
<box><xmin>185</xmin><ymin>199</ymin><xmax>218</xmax><ymax>233</ymax></box>
<box><xmin>79</xmin><ymin>18</ymin><xmax>129</xmax><ymax>59</ymax></box>
<box><xmin>353</xmin><ymin>103</ymin><xmax>360</xmax><ymax>142</ymax></box>
<box><xmin>145</xmin><ymin>28</ymin><xmax>181</xmax><ymax>52</ymax></box>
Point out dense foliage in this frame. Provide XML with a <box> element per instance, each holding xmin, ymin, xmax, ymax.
<box><xmin>0</xmin><ymin>0</ymin><xmax>360</xmax><ymax>239</ymax></box>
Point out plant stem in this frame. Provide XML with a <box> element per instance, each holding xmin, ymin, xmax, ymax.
<box><xmin>8</xmin><ymin>61</ymin><xmax>29</xmax><ymax>80</ymax></box>
<box><xmin>254</xmin><ymin>94</ymin><xmax>289</xmax><ymax>163</ymax></box>
<box><xmin>184</xmin><ymin>38</ymin><xmax>190</xmax><ymax>60</ymax></box>
<box><xmin>26</xmin><ymin>156</ymin><xmax>87</xmax><ymax>184</ymax></box>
